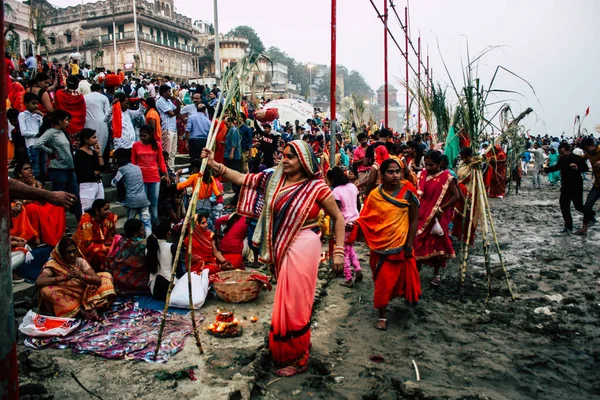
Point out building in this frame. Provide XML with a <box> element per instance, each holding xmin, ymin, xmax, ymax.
<box><xmin>38</xmin><ymin>0</ymin><xmax>205</xmax><ymax>80</ymax></box>
<box><xmin>376</xmin><ymin>84</ymin><xmax>406</xmax><ymax>133</ymax></box>
<box><xmin>3</xmin><ymin>0</ymin><xmax>35</xmax><ymax>57</ymax></box>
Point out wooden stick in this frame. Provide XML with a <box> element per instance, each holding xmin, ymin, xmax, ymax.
<box><xmin>460</xmin><ymin>171</ymin><xmax>478</xmax><ymax>299</ymax></box>
<box><xmin>186</xmin><ymin>214</ymin><xmax>203</xmax><ymax>354</ymax></box>
<box><xmin>476</xmin><ymin>170</ymin><xmax>493</xmax><ymax>303</ymax></box>
<box><xmin>479</xmin><ymin>169</ymin><xmax>515</xmax><ymax>300</ymax></box>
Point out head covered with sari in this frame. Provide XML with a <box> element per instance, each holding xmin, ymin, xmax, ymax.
<box><xmin>238</xmin><ymin>140</ymin><xmax>330</xmax><ymax>271</ymax></box>
<box><xmin>375</xmin><ymin>145</ymin><xmax>390</xmax><ymax>166</ymax></box>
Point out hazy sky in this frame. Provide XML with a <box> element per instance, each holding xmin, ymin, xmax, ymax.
<box><xmin>49</xmin><ymin>0</ymin><xmax>600</xmax><ymax>136</ymax></box>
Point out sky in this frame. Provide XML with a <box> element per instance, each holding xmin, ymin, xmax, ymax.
<box><xmin>48</xmin><ymin>0</ymin><xmax>600</xmax><ymax>136</ymax></box>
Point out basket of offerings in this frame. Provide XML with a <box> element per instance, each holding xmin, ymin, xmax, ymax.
<box><xmin>212</xmin><ymin>270</ymin><xmax>271</xmax><ymax>303</ymax></box>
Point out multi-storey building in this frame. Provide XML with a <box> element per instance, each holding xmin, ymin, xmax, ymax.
<box><xmin>4</xmin><ymin>0</ymin><xmax>35</xmax><ymax>57</ymax></box>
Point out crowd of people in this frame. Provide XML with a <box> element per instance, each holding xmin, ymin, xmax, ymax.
<box><xmin>5</xmin><ymin>53</ymin><xmax>600</xmax><ymax>378</ymax></box>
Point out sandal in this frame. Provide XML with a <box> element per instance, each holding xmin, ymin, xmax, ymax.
<box><xmin>430</xmin><ymin>275</ymin><xmax>441</xmax><ymax>286</ymax></box>
<box><xmin>355</xmin><ymin>270</ymin><xmax>363</xmax><ymax>283</ymax></box>
<box><xmin>375</xmin><ymin>318</ymin><xmax>387</xmax><ymax>331</ymax></box>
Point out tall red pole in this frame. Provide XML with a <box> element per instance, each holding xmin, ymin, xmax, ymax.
<box><xmin>0</xmin><ymin>0</ymin><xmax>20</xmax><ymax>397</ymax></box>
<box><xmin>330</xmin><ymin>0</ymin><xmax>336</xmax><ymax>120</ymax></box>
<box><xmin>383</xmin><ymin>0</ymin><xmax>389</xmax><ymax>128</ymax></box>
<box><xmin>404</xmin><ymin>6</ymin><xmax>409</xmax><ymax>134</ymax></box>
<box><xmin>417</xmin><ymin>36</ymin><xmax>421</xmax><ymax>134</ymax></box>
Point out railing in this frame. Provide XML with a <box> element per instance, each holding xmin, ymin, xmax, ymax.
<box><xmin>95</xmin><ymin>31</ymin><xmax>199</xmax><ymax>54</ymax></box>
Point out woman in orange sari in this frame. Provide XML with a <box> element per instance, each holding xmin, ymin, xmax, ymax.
<box><xmin>36</xmin><ymin>237</ymin><xmax>116</xmax><ymax>320</ymax></box>
<box><xmin>355</xmin><ymin>158</ymin><xmax>421</xmax><ymax>331</ymax></box>
<box><xmin>201</xmin><ymin>140</ymin><xmax>345</xmax><ymax>377</ymax></box>
<box><xmin>484</xmin><ymin>144</ymin><xmax>507</xmax><ymax>199</ymax></box>
<box><xmin>414</xmin><ymin>151</ymin><xmax>460</xmax><ymax>286</ymax></box>
<box><xmin>73</xmin><ymin>199</ymin><xmax>118</xmax><ymax>271</ymax></box>
<box><xmin>184</xmin><ymin>211</ymin><xmax>234</xmax><ymax>275</ymax></box>
<box><xmin>13</xmin><ymin>163</ymin><xmax>67</xmax><ymax>246</ymax></box>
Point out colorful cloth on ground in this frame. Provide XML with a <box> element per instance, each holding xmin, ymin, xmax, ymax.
<box><xmin>484</xmin><ymin>145</ymin><xmax>507</xmax><ymax>198</ymax></box>
<box><xmin>73</xmin><ymin>212</ymin><xmax>118</xmax><ymax>271</ymax></box>
<box><xmin>25</xmin><ymin>202</ymin><xmax>67</xmax><ymax>247</ymax></box>
<box><xmin>237</xmin><ymin>140</ymin><xmax>331</xmax><ymax>274</ymax></box>
<box><xmin>356</xmin><ymin>183</ymin><xmax>421</xmax><ymax>306</ymax></box>
<box><xmin>103</xmin><ymin>236</ymin><xmax>149</xmax><ymax>294</ymax></box>
<box><xmin>54</xmin><ymin>90</ymin><xmax>86</xmax><ymax>136</ymax></box>
<box><xmin>414</xmin><ymin>170</ymin><xmax>456</xmax><ymax>266</ymax></box>
<box><xmin>24</xmin><ymin>301</ymin><xmax>196</xmax><ymax>363</ymax></box>
<box><xmin>39</xmin><ymin>246</ymin><xmax>116</xmax><ymax>318</ymax></box>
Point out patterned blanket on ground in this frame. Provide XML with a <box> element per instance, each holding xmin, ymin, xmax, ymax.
<box><xmin>24</xmin><ymin>301</ymin><xmax>204</xmax><ymax>363</ymax></box>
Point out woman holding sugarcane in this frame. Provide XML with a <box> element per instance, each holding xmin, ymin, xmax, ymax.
<box><xmin>201</xmin><ymin>140</ymin><xmax>345</xmax><ymax>377</ymax></box>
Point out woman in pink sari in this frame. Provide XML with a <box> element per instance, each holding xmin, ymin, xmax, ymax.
<box><xmin>201</xmin><ymin>140</ymin><xmax>345</xmax><ymax>377</ymax></box>
<box><xmin>414</xmin><ymin>151</ymin><xmax>460</xmax><ymax>286</ymax></box>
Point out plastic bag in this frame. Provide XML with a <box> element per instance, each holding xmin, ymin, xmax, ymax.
<box><xmin>18</xmin><ymin>310</ymin><xmax>81</xmax><ymax>338</ymax></box>
<box><xmin>431</xmin><ymin>218</ymin><xmax>444</xmax><ymax>236</ymax></box>
<box><xmin>169</xmin><ymin>269</ymin><xmax>210</xmax><ymax>309</ymax></box>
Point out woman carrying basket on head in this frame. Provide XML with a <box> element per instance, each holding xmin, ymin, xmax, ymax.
<box><xmin>201</xmin><ymin>140</ymin><xmax>345</xmax><ymax>377</ymax></box>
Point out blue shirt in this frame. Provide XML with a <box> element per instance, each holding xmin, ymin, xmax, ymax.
<box><xmin>156</xmin><ymin>96</ymin><xmax>177</xmax><ymax>132</ymax></box>
<box><xmin>186</xmin><ymin>112</ymin><xmax>211</xmax><ymax>139</ymax></box>
<box><xmin>225</xmin><ymin>127</ymin><xmax>241</xmax><ymax>160</ymax></box>
<box><xmin>239</xmin><ymin>124</ymin><xmax>253</xmax><ymax>152</ymax></box>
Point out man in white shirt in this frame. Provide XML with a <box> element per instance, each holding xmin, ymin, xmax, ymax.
<box><xmin>180</xmin><ymin>92</ymin><xmax>202</xmax><ymax>119</ymax></box>
<box><xmin>18</xmin><ymin>92</ymin><xmax>44</xmax><ymax>179</ymax></box>
<box><xmin>84</xmin><ymin>84</ymin><xmax>111</xmax><ymax>154</ymax></box>
<box><xmin>106</xmin><ymin>93</ymin><xmax>146</xmax><ymax>151</ymax></box>
<box><xmin>156</xmin><ymin>84</ymin><xmax>180</xmax><ymax>169</ymax></box>
<box><xmin>528</xmin><ymin>142</ymin><xmax>546</xmax><ymax>189</ymax></box>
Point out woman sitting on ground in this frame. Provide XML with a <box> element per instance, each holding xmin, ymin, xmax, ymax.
<box><xmin>36</xmin><ymin>237</ymin><xmax>116</xmax><ymax>320</ymax></box>
<box><xmin>73</xmin><ymin>199</ymin><xmax>118</xmax><ymax>271</ymax></box>
<box><xmin>104</xmin><ymin>219</ymin><xmax>148</xmax><ymax>294</ymax></box>
<box><xmin>183</xmin><ymin>211</ymin><xmax>236</xmax><ymax>275</ymax></box>
<box><xmin>145</xmin><ymin>217</ymin><xmax>179</xmax><ymax>301</ymax></box>
<box><xmin>214</xmin><ymin>213</ymin><xmax>249</xmax><ymax>270</ymax></box>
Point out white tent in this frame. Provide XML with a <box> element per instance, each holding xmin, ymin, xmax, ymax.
<box><xmin>261</xmin><ymin>99</ymin><xmax>315</xmax><ymax>125</ymax></box>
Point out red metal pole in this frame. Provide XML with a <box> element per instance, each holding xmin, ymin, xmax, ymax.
<box><xmin>404</xmin><ymin>7</ymin><xmax>409</xmax><ymax>134</ymax></box>
<box><xmin>0</xmin><ymin>0</ymin><xmax>20</xmax><ymax>397</ymax></box>
<box><xmin>330</xmin><ymin>0</ymin><xmax>336</xmax><ymax>120</ymax></box>
<box><xmin>383</xmin><ymin>0</ymin><xmax>389</xmax><ymax>128</ymax></box>
<box><xmin>417</xmin><ymin>36</ymin><xmax>421</xmax><ymax>134</ymax></box>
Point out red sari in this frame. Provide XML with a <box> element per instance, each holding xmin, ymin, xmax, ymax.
<box><xmin>24</xmin><ymin>202</ymin><xmax>67</xmax><ymax>247</ymax></box>
<box><xmin>184</xmin><ymin>228</ymin><xmax>220</xmax><ymax>275</ymax></box>
<box><xmin>54</xmin><ymin>89</ymin><xmax>86</xmax><ymax>136</ymax></box>
<box><xmin>484</xmin><ymin>145</ymin><xmax>507</xmax><ymax>198</ymax></box>
<box><xmin>73</xmin><ymin>212</ymin><xmax>118</xmax><ymax>271</ymax></box>
<box><xmin>236</xmin><ymin>140</ymin><xmax>331</xmax><ymax>367</ymax></box>
<box><xmin>356</xmin><ymin>183</ymin><xmax>421</xmax><ymax>308</ymax></box>
<box><xmin>414</xmin><ymin>170</ymin><xmax>456</xmax><ymax>267</ymax></box>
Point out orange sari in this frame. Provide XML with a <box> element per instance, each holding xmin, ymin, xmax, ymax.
<box><xmin>40</xmin><ymin>246</ymin><xmax>115</xmax><ymax>317</ymax></box>
<box><xmin>214</xmin><ymin>120</ymin><xmax>228</xmax><ymax>165</ymax></box>
<box><xmin>73</xmin><ymin>212</ymin><xmax>118</xmax><ymax>271</ymax></box>
<box><xmin>356</xmin><ymin>183</ymin><xmax>421</xmax><ymax>308</ymax></box>
<box><xmin>10</xmin><ymin>205</ymin><xmax>38</xmax><ymax>242</ymax></box>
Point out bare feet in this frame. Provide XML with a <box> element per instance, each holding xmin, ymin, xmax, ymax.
<box><xmin>375</xmin><ymin>318</ymin><xmax>387</xmax><ymax>331</ymax></box>
<box><xmin>430</xmin><ymin>275</ymin><xmax>441</xmax><ymax>286</ymax></box>
<box><xmin>275</xmin><ymin>364</ymin><xmax>308</xmax><ymax>377</ymax></box>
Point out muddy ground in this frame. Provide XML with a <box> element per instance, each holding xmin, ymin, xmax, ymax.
<box><xmin>16</xmin><ymin>176</ymin><xmax>600</xmax><ymax>400</ymax></box>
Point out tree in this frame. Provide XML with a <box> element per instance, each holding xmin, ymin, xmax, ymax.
<box><xmin>344</xmin><ymin>70</ymin><xmax>374</xmax><ymax>98</ymax></box>
<box><xmin>317</xmin><ymin>70</ymin><xmax>343</xmax><ymax>104</ymax></box>
<box><xmin>227</xmin><ymin>25</ymin><xmax>265</xmax><ymax>54</ymax></box>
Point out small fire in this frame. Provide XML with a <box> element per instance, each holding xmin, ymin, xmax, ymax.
<box><xmin>250</xmin><ymin>316</ymin><xmax>258</xmax><ymax>323</ymax></box>
<box><xmin>207</xmin><ymin>309</ymin><xmax>242</xmax><ymax>337</ymax></box>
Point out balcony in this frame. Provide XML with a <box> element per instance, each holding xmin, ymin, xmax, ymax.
<box><xmin>98</xmin><ymin>31</ymin><xmax>197</xmax><ymax>53</ymax></box>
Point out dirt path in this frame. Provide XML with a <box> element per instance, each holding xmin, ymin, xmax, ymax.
<box><xmin>17</xmin><ymin>179</ymin><xmax>600</xmax><ymax>399</ymax></box>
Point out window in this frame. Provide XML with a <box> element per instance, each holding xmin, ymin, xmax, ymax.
<box><xmin>65</xmin><ymin>32</ymin><xmax>72</xmax><ymax>43</ymax></box>
<box><xmin>108</xmin><ymin>25</ymin><xmax>113</xmax><ymax>35</ymax></box>
<box><xmin>118</xmin><ymin>24</ymin><xmax>125</xmax><ymax>33</ymax></box>
<box><xmin>138</xmin><ymin>23</ymin><xmax>142</xmax><ymax>32</ymax></box>
<box><xmin>150</xmin><ymin>27</ymin><xmax>154</xmax><ymax>36</ymax></box>
<box><xmin>49</xmin><ymin>35</ymin><xmax>56</xmax><ymax>45</ymax></box>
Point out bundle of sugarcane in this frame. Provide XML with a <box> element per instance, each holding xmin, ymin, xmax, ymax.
<box><xmin>153</xmin><ymin>53</ymin><xmax>265</xmax><ymax>360</ymax></box>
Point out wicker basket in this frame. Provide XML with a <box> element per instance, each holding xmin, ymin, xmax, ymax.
<box><xmin>213</xmin><ymin>270</ymin><xmax>264</xmax><ymax>303</ymax></box>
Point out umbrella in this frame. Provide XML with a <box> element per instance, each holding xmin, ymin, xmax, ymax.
<box><xmin>262</xmin><ymin>99</ymin><xmax>314</xmax><ymax>125</ymax></box>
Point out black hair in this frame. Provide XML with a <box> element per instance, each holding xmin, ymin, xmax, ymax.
<box><xmin>407</xmin><ymin>140</ymin><xmax>424</xmax><ymax>165</ymax></box>
<box><xmin>90</xmin><ymin>83</ymin><xmax>102</xmax><ymax>92</ymax></box>
<box><xmin>139</xmin><ymin>124</ymin><xmax>158</xmax><ymax>151</ymax></box>
<box><xmin>558</xmin><ymin>142</ymin><xmax>571</xmax><ymax>151</ymax></box>
<box><xmin>440</xmin><ymin>155</ymin><xmax>450</xmax><ymax>169</ymax></box>
<box><xmin>88</xmin><ymin>199</ymin><xmax>109</xmax><ymax>217</ymax></box>
<box><xmin>115</xmin><ymin>92</ymin><xmax>127</xmax><ymax>103</ymax></box>
<box><xmin>357</xmin><ymin>132</ymin><xmax>368</xmax><ymax>141</ymax></box>
<box><xmin>115</xmin><ymin>148</ymin><xmax>132</xmax><ymax>166</ymax></box>
<box><xmin>460</xmin><ymin>147</ymin><xmax>473</xmax><ymax>158</ymax></box>
<box><xmin>13</xmin><ymin>163</ymin><xmax>30</xmax><ymax>179</ymax></box>
<box><xmin>23</xmin><ymin>92</ymin><xmax>38</xmax><ymax>104</ymax></box>
<box><xmin>66</xmin><ymin>75</ymin><xmax>79</xmax><ymax>90</ymax></box>
<box><xmin>581</xmin><ymin>137</ymin><xmax>595</xmax><ymax>148</ymax></box>
<box><xmin>78</xmin><ymin>128</ymin><xmax>96</xmax><ymax>145</ymax></box>
<box><xmin>33</xmin><ymin>73</ymin><xmax>50</xmax><ymax>83</ymax></box>
<box><xmin>124</xmin><ymin>219</ymin><xmax>143</xmax><ymax>238</ymax></box>
<box><xmin>425</xmin><ymin>150</ymin><xmax>443</xmax><ymax>164</ymax></box>
<box><xmin>57</xmin><ymin>236</ymin><xmax>78</xmax><ymax>259</ymax></box>
<box><xmin>326</xmin><ymin>166</ymin><xmax>349</xmax><ymax>188</ymax></box>
<box><xmin>384</xmin><ymin>141</ymin><xmax>397</xmax><ymax>156</ymax></box>
<box><xmin>50</xmin><ymin>109</ymin><xmax>72</xmax><ymax>125</ymax></box>
<box><xmin>379</xmin><ymin>128</ymin><xmax>392</xmax><ymax>138</ymax></box>
<box><xmin>380</xmin><ymin>158</ymin><xmax>402</xmax><ymax>174</ymax></box>
<box><xmin>145</xmin><ymin>217</ymin><xmax>171</xmax><ymax>274</ymax></box>
<box><xmin>7</xmin><ymin>108</ymin><xmax>19</xmax><ymax>121</ymax></box>
<box><xmin>145</xmin><ymin>96</ymin><xmax>156</xmax><ymax>110</ymax></box>
<box><xmin>196</xmin><ymin>209</ymin><xmax>210</xmax><ymax>222</ymax></box>
<box><xmin>159</xmin><ymin>84</ymin><xmax>171</xmax><ymax>95</ymax></box>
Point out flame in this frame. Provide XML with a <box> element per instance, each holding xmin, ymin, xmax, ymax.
<box><xmin>250</xmin><ymin>316</ymin><xmax>258</xmax><ymax>322</ymax></box>
<box><xmin>232</xmin><ymin>318</ymin><xmax>239</xmax><ymax>324</ymax></box>
<box><xmin>216</xmin><ymin>324</ymin><xmax>224</xmax><ymax>332</ymax></box>
<box><xmin>208</xmin><ymin>323</ymin><xmax>215</xmax><ymax>330</ymax></box>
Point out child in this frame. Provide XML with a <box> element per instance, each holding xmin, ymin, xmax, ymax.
<box><xmin>7</xmin><ymin>108</ymin><xmax>28</xmax><ymax>166</ymax></box>
<box><xmin>112</xmin><ymin>148</ymin><xmax>152</xmax><ymax>237</ymax></box>
<box><xmin>18</xmin><ymin>93</ymin><xmax>45</xmax><ymax>181</ymax></box>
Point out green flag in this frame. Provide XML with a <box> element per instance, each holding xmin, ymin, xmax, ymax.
<box><xmin>444</xmin><ymin>126</ymin><xmax>460</xmax><ymax>168</ymax></box>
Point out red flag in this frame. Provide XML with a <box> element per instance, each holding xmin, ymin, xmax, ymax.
<box><xmin>585</xmin><ymin>106</ymin><xmax>590</xmax><ymax>116</ymax></box>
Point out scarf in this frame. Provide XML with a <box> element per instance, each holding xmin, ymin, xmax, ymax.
<box><xmin>112</xmin><ymin>102</ymin><xmax>123</xmax><ymax>139</ymax></box>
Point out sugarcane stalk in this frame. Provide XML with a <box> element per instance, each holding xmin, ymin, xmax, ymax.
<box><xmin>475</xmin><ymin>170</ymin><xmax>492</xmax><ymax>303</ymax></box>
<box><xmin>458</xmin><ymin>174</ymin><xmax>472</xmax><ymax>278</ymax></box>
<box><xmin>185</xmin><ymin>214</ymin><xmax>203</xmax><ymax>354</ymax></box>
<box><xmin>459</xmin><ymin>171</ymin><xmax>478</xmax><ymax>299</ymax></box>
<box><xmin>479</xmin><ymin>169</ymin><xmax>515</xmax><ymax>300</ymax></box>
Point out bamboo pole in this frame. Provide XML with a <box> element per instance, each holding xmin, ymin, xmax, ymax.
<box><xmin>475</xmin><ymin>170</ymin><xmax>492</xmax><ymax>303</ymax></box>
<box><xmin>186</xmin><ymin>215</ymin><xmax>203</xmax><ymax>354</ymax></box>
<box><xmin>459</xmin><ymin>170</ymin><xmax>478</xmax><ymax>299</ymax></box>
<box><xmin>479</xmin><ymin>170</ymin><xmax>515</xmax><ymax>300</ymax></box>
